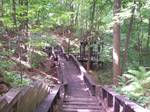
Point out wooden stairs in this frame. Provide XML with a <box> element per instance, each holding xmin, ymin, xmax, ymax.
<box><xmin>62</xmin><ymin>97</ymin><xmax>102</xmax><ymax>112</ymax></box>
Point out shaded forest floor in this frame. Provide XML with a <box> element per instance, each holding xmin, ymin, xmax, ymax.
<box><xmin>89</xmin><ymin>69</ymin><xmax>113</xmax><ymax>85</ymax></box>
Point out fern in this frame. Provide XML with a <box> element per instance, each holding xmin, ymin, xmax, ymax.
<box><xmin>117</xmin><ymin>66</ymin><xmax>150</xmax><ymax>108</ymax></box>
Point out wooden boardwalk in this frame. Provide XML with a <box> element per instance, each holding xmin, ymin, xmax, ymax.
<box><xmin>58</xmin><ymin>55</ymin><xmax>102</xmax><ymax>112</ymax></box>
<box><xmin>0</xmin><ymin>46</ymin><xmax>148</xmax><ymax>112</ymax></box>
<box><xmin>48</xmin><ymin>46</ymin><xmax>148</xmax><ymax>112</ymax></box>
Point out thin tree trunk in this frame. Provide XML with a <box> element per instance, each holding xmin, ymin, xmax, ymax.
<box><xmin>113</xmin><ymin>0</ymin><xmax>121</xmax><ymax>85</ymax></box>
<box><xmin>147</xmin><ymin>18</ymin><xmax>150</xmax><ymax>51</ymax></box>
<box><xmin>123</xmin><ymin>5</ymin><xmax>135</xmax><ymax>69</ymax></box>
<box><xmin>0</xmin><ymin>0</ymin><xmax>3</xmax><ymax>30</ymax></box>
<box><xmin>12</xmin><ymin>0</ymin><xmax>17</xmax><ymax>27</ymax></box>
<box><xmin>87</xmin><ymin>39</ymin><xmax>91</xmax><ymax>71</ymax></box>
<box><xmin>0</xmin><ymin>0</ymin><xmax>3</xmax><ymax>17</ymax></box>
<box><xmin>91</xmin><ymin>0</ymin><xmax>97</xmax><ymax>29</ymax></box>
<box><xmin>75</xmin><ymin>4</ymin><xmax>80</xmax><ymax>26</ymax></box>
<box><xmin>19</xmin><ymin>0</ymin><xmax>28</xmax><ymax>35</ymax></box>
<box><xmin>137</xmin><ymin>21</ymin><xmax>141</xmax><ymax>65</ymax></box>
<box><xmin>87</xmin><ymin>0</ymin><xmax>97</xmax><ymax>71</ymax></box>
<box><xmin>25</xmin><ymin>0</ymin><xmax>28</xmax><ymax>37</ymax></box>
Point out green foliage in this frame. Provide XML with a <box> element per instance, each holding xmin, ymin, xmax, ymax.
<box><xmin>3</xmin><ymin>71</ymin><xmax>30</xmax><ymax>87</ymax></box>
<box><xmin>30</xmin><ymin>51</ymin><xmax>47</xmax><ymax>68</ymax></box>
<box><xmin>98</xmin><ymin>69</ymin><xmax>113</xmax><ymax>85</ymax></box>
<box><xmin>28</xmin><ymin>35</ymin><xmax>57</xmax><ymax>50</ymax></box>
<box><xmin>0</xmin><ymin>60</ymin><xmax>15</xmax><ymax>70</ymax></box>
<box><xmin>117</xmin><ymin>67</ymin><xmax>150</xmax><ymax>108</ymax></box>
<box><xmin>0</xmin><ymin>60</ymin><xmax>30</xmax><ymax>87</ymax></box>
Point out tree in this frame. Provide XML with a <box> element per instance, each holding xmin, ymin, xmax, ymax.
<box><xmin>147</xmin><ymin>18</ymin><xmax>150</xmax><ymax>50</ymax></box>
<box><xmin>19</xmin><ymin>0</ymin><xmax>28</xmax><ymax>36</ymax></box>
<box><xmin>87</xmin><ymin>0</ymin><xmax>97</xmax><ymax>71</ymax></box>
<box><xmin>0</xmin><ymin>0</ymin><xmax>3</xmax><ymax>17</ymax></box>
<box><xmin>123</xmin><ymin>2</ymin><xmax>135</xmax><ymax>69</ymax></box>
<box><xmin>12</xmin><ymin>0</ymin><xmax>17</xmax><ymax>27</ymax></box>
<box><xmin>113</xmin><ymin>0</ymin><xmax>121</xmax><ymax>85</ymax></box>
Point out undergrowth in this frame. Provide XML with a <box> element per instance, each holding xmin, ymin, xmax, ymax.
<box><xmin>4</xmin><ymin>71</ymin><xmax>30</xmax><ymax>87</ymax></box>
<box><xmin>98</xmin><ymin>69</ymin><xmax>113</xmax><ymax>85</ymax></box>
<box><xmin>116</xmin><ymin>66</ymin><xmax>150</xmax><ymax>110</ymax></box>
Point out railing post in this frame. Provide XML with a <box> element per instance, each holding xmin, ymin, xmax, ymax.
<box><xmin>107</xmin><ymin>93</ymin><xmax>113</xmax><ymax>107</ymax></box>
<box><xmin>114</xmin><ymin>98</ymin><xmax>120</xmax><ymax>112</ymax></box>
<box><xmin>92</xmin><ymin>85</ymin><xmax>96</xmax><ymax>96</ymax></box>
<box><xmin>96</xmin><ymin>85</ymin><xmax>101</xmax><ymax>97</ymax></box>
<box><xmin>124</xmin><ymin>104</ymin><xmax>134</xmax><ymax>112</ymax></box>
<box><xmin>102</xmin><ymin>88</ymin><xmax>107</xmax><ymax>99</ymax></box>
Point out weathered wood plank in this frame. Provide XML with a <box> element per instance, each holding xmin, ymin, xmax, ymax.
<box><xmin>0</xmin><ymin>81</ymin><xmax>50</xmax><ymax>112</ymax></box>
<box><xmin>0</xmin><ymin>97</ymin><xmax>7</xmax><ymax>110</ymax></box>
<box><xmin>35</xmin><ymin>85</ymin><xmax>61</xmax><ymax>112</ymax></box>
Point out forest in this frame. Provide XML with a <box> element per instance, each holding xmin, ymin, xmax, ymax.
<box><xmin>0</xmin><ymin>0</ymin><xmax>150</xmax><ymax>111</ymax></box>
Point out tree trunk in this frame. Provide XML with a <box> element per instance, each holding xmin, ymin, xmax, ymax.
<box><xmin>87</xmin><ymin>0</ymin><xmax>97</xmax><ymax>71</ymax></box>
<box><xmin>91</xmin><ymin>0</ymin><xmax>97</xmax><ymax>29</ymax></box>
<box><xmin>19</xmin><ymin>0</ymin><xmax>28</xmax><ymax>36</ymax></box>
<box><xmin>113</xmin><ymin>0</ymin><xmax>121</xmax><ymax>85</ymax></box>
<box><xmin>0</xmin><ymin>0</ymin><xmax>3</xmax><ymax>17</ymax></box>
<box><xmin>12</xmin><ymin>0</ymin><xmax>17</xmax><ymax>27</ymax></box>
<box><xmin>0</xmin><ymin>0</ymin><xmax>3</xmax><ymax>30</ymax></box>
<box><xmin>87</xmin><ymin>40</ymin><xmax>91</xmax><ymax>71</ymax></box>
<box><xmin>75</xmin><ymin>4</ymin><xmax>80</xmax><ymax>26</ymax></box>
<box><xmin>147</xmin><ymin>18</ymin><xmax>150</xmax><ymax>51</ymax></box>
<box><xmin>123</xmin><ymin>5</ymin><xmax>135</xmax><ymax>69</ymax></box>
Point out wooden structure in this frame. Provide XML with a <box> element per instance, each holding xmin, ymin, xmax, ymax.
<box><xmin>0</xmin><ymin>81</ymin><xmax>50</xmax><ymax>112</ymax></box>
<box><xmin>76</xmin><ymin>39</ymin><xmax>103</xmax><ymax>69</ymax></box>
<box><xmin>100</xmin><ymin>86</ymin><xmax>148</xmax><ymax>112</ymax></box>
<box><xmin>0</xmin><ymin>46</ymin><xmax>149</xmax><ymax>112</ymax></box>
<box><xmin>68</xmin><ymin>54</ymin><xmax>149</xmax><ymax>112</ymax></box>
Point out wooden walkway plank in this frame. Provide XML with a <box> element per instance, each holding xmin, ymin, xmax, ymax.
<box><xmin>55</xmin><ymin>48</ymin><xmax>102</xmax><ymax>112</ymax></box>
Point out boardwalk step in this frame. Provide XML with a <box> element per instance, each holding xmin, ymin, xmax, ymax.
<box><xmin>62</xmin><ymin>108</ymin><xmax>101</xmax><ymax>112</ymax></box>
<box><xmin>63</xmin><ymin>105</ymin><xmax>100</xmax><ymax>109</ymax></box>
<box><xmin>64</xmin><ymin>97</ymin><xmax>97</xmax><ymax>102</ymax></box>
<box><xmin>63</xmin><ymin>101</ymin><xmax>99</xmax><ymax>105</ymax></box>
<box><xmin>62</xmin><ymin>97</ymin><xmax>102</xmax><ymax>112</ymax></box>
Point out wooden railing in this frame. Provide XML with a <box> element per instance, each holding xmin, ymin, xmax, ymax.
<box><xmin>35</xmin><ymin>46</ymin><xmax>68</xmax><ymax>112</ymax></box>
<box><xmin>69</xmin><ymin>54</ymin><xmax>149</xmax><ymax>112</ymax></box>
<box><xmin>0</xmin><ymin>80</ymin><xmax>67</xmax><ymax>112</ymax></box>
<box><xmin>0</xmin><ymin>81</ymin><xmax>50</xmax><ymax>112</ymax></box>
<box><xmin>35</xmin><ymin>58</ymin><xmax>68</xmax><ymax>112</ymax></box>
<box><xmin>57</xmin><ymin>54</ymin><xmax>68</xmax><ymax>95</ymax></box>
<box><xmin>69</xmin><ymin>54</ymin><xmax>96</xmax><ymax>96</ymax></box>
<box><xmin>35</xmin><ymin>85</ymin><xmax>61</xmax><ymax>112</ymax></box>
<box><xmin>98</xmin><ymin>86</ymin><xmax>149</xmax><ymax>112</ymax></box>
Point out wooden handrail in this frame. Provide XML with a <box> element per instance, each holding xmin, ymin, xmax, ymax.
<box><xmin>35</xmin><ymin>56</ymin><xmax>68</xmax><ymax>112</ymax></box>
<box><xmin>0</xmin><ymin>96</ymin><xmax>8</xmax><ymax>110</ymax></box>
<box><xmin>99</xmin><ymin>86</ymin><xmax>149</xmax><ymax>112</ymax></box>
<box><xmin>35</xmin><ymin>85</ymin><xmax>61</xmax><ymax>112</ymax></box>
<box><xmin>69</xmin><ymin>53</ymin><xmax>149</xmax><ymax>112</ymax></box>
<box><xmin>69</xmin><ymin>54</ymin><xmax>96</xmax><ymax>96</ymax></box>
<box><xmin>56</xmin><ymin>56</ymin><xmax>68</xmax><ymax>99</ymax></box>
<box><xmin>0</xmin><ymin>81</ymin><xmax>50</xmax><ymax>112</ymax></box>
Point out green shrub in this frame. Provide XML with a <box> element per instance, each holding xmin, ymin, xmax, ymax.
<box><xmin>3</xmin><ymin>71</ymin><xmax>30</xmax><ymax>87</ymax></box>
<box><xmin>116</xmin><ymin>66</ymin><xmax>150</xmax><ymax>108</ymax></box>
<box><xmin>0</xmin><ymin>60</ymin><xmax>15</xmax><ymax>70</ymax></box>
<box><xmin>30</xmin><ymin>51</ymin><xmax>47</xmax><ymax>68</ymax></box>
<box><xmin>28</xmin><ymin>35</ymin><xmax>57</xmax><ymax>50</ymax></box>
